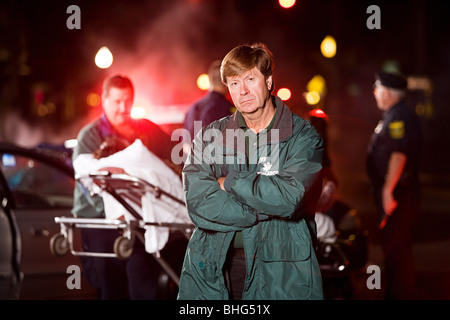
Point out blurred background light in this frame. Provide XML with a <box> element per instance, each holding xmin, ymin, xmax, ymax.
<box><xmin>277</xmin><ymin>87</ymin><xmax>292</xmax><ymax>101</ymax></box>
<box><xmin>320</xmin><ymin>35</ymin><xmax>337</xmax><ymax>58</ymax></box>
<box><xmin>307</xmin><ymin>75</ymin><xmax>327</xmax><ymax>95</ymax></box>
<box><xmin>131</xmin><ymin>106</ymin><xmax>146</xmax><ymax>119</ymax></box>
<box><xmin>95</xmin><ymin>46</ymin><xmax>113</xmax><ymax>69</ymax></box>
<box><xmin>64</xmin><ymin>139</ymin><xmax>78</xmax><ymax>149</ymax></box>
<box><xmin>309</xmin><ymin>108</ymin><xmax>328</xmax><ymax>120</ymax></box>
<box><xmin>304</xmin><ymin>91</ymin><xmax>321</xmax><ymax>105</ymax></box>
<box><xmin>196</xmin><ymin>73</ymin><xmax>210</xmax><ymax>90</ymax></box>
<box><xmin>279</xmin><ymin>0</ymin><xmax>296</xmax><ymax>9</ymax></box>
<box><xmin>86</xmin><ymin>93</ymin><xmax>101</xmax><ymax>107</ymax></box>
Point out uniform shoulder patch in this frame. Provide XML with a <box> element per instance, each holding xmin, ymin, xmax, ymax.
<box><xmin>389</xmin><ymin>120</ymin><xmax>405</xmax><ymax>139</ymax></box>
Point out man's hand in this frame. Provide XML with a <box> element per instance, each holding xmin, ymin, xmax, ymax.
<box><xmin>379</xmin><ymin>187</ymin><xmax>397</xmax><ymax>230</ymax></box>
<box><xmin>217</xmin><ymin>175</ymin><xmax>272</xmax><ymax>222</ymax></box>
<box><xmin>382</xmin><ymin>187</ymin><xmax>398</xmax><ymax>217</ymax></box>
<box><xmin>217</xmin><ymin>177</ymin><xmax>226</xmax><ymax>191</ymax></box>
<box><xmin>98</xmin><ymin>167</ymin><xmax>126</xmax><ymax>174</ymax></box>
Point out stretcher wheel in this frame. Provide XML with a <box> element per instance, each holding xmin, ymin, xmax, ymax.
<box><xmin>49</xmin><ymin>233</ymin><xmax>69</xmax><ymax>257</ymax></box>
<box><xmin>113</xmin><ymin>235</ymin><xmax>134</xmax><ymax>260</ymax></box>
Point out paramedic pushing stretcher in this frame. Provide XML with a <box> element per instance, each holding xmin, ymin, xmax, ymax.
<box><xmin>178</xmin><ymin>43</ymin><xmax>324</xmax><ymax>300</ymax></box>
<box><xmin>72</xmin><ymin>75</ymin><xmax>179</xmax><ymax>299</ymax></box>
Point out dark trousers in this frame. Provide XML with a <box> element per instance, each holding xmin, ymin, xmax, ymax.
<box><xmin>375</xmin><ymin>184</ymin><xmax>420</xmax><ymax>299</ymax></box>
<box><xmin>79</xmin><ymin>227</ymin><xmax>162</xmax><ymax>300</ymax></box>
<box><xmin>224</xmin><ymin>248</ymin><xmax>246</xmax><ymax>300</ymax></box>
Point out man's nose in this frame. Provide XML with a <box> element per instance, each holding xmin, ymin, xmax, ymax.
<box><xmin>118</xmin><ymin>101</ymin><xmax>128</xmax><ymax>112</ymax></box>
<box><xmin>240</xmin><ymin>82</ymin><xmax>249</xmax><ymax>95</ymax></box>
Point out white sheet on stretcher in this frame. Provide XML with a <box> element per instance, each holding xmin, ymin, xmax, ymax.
<box><xmin>73</xmin><ymin>139</ymin><xmax>191</xmax><ymax>256</ymax></box>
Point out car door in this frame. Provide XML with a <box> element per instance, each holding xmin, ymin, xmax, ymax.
<box><xmin>0</xmin><ymin>149</ymin><xmax>95</xmax><ymax>299</ymax></box>
<box><xmin>0</xmin><ymin>191</ymin><xmax>21</xmax><ymax>300</ymax></box>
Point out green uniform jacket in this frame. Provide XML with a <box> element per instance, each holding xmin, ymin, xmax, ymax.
<box><xmin>178</xmin><ymin>97</ymin><xmax>324</xmax><ymax>300</ymax></box>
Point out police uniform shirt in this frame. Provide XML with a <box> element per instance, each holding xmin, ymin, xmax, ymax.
<box><xmin>367</xmin><ymin>100</ymin><xmax>422</xmax><ymax>185</ymax></box>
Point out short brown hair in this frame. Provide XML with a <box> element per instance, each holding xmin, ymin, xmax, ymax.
<box><xmin>220</xmin><ymin>43</ymin><xmax>274</xmax><ymax>91</ymax></box>
<box><xmin>102</xmin><ymin>75</ymin><xmax>134</xmax><ymax>98</ymax></box>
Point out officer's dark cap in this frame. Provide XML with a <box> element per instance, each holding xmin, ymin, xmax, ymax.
<box><xmin>375</xmin><ymin>71</ymin><xmax>407</xmax><ymax>90</ymax></box>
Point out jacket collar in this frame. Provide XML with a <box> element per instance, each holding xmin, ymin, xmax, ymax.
<box><xmin>219</xmin><ymin>96</ymin><xmax>293</xmax><ymax>150</ymax></box>
<box><xmin>384</xmin><ymin>99</ymin><xmax>406</xmax><ymax>118</ymax></box>
<box><xmin>98</xmin><ymin>114</ymin><xmax>116</xmax><ymax>140</ymax></box>
<box><xmin>223</xmin><ymin>96</ymin><xmax>292</xmax><ymax>138</ymax></box>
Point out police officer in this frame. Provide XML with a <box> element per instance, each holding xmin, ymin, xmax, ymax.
<box><xmin>367</xmin><ymin>71</ymin><xmax>422</xmax><ymax>299</ymax></box>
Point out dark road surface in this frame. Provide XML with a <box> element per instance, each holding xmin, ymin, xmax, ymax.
<box><xmin>342</xmin><ymin>173</ymin><xmax>450</xmax><ymax>300</ymax></box>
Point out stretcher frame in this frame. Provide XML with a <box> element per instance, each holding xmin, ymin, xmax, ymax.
<box><xmin>51</xmin><ymin>171</ymin><xmax>194</xmax><ymax>286</ymax></box>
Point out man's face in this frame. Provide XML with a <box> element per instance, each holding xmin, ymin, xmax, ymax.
<box><xmin>373</xmin><ymin>80</ymin><xmax>389</xmax><ymax>111</ymax></box>
<box><xmin>102</xmin><ymin>87</ymin><xmax>134</xmax><ymax>127</ymax></box>
<box><xmin>226</xmin><ymin>67</ymin><xmax>272</xmax><ymax>115</ymax></box>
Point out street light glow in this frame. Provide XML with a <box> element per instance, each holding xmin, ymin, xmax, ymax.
<box><xmin>197</xmin><ymin>73</ymin><xmax>210</xmax><ymax>90</ymax></box>
<box><xmin>131</xmin><ymin>106</ymin><xmax>146</xmax><ymax>119</ymax></box>
<box><xmin>320</xmin><ymin>35</ymin><xmax>337</xmax><ymax>58</ymax></box>
<box><xmin>86</xmin><ymin>92</ymin><xmax>101</xmax><ymax>107</ymax></box>
<box><xmin>304</xmin><ymin>91</ymin><xmax>321</xmax><ymax>105</ymax></box>
<box><xmin>307</xmin><ymin>75</ymin><xmax>327</xmax><ymax>95</ymax></box>
<box><xmin>277</xmin><ymin>88</ymin><xmax>292</xmax><ymax>101</ymax></box>
<box><xmin>95</xmin><ymin>46</ymin><xmax>113</xmax><ymax>69</ymax></box>
<box><xmin>279</xmin><ymin>0</ymin><xmax>296</xmax><ymax>9</ymax></box>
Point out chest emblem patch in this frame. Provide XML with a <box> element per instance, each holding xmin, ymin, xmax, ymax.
<box><xmin>257</xmin><ymin>157</ymin><xmax>279</xmax><ymax>176</ymax></box>
<box><xmin>389</xmin><ymin>121</ymin><xmax>405</xmax><ymax>139</ymax></box>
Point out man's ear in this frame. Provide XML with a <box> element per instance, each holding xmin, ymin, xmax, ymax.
<box><xmin>266</xmin><ymin>75</ymin><xmax>273</xmax><ymax>91</ymax></box>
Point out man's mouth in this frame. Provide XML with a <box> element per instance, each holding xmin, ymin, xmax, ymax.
<box><xmin>240</xmin><ymin>98</ymin><xmax>253</xmax><ymax>104</ymax></box>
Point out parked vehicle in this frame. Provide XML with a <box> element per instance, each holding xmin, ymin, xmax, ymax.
<box><xmin>0</xmin><ymin>184</ymin><xmax>21</xmax><ymax>299</ymax></box>
<box><xmin>0</xmin><ymin>142</ymin><xmax>96</xmax><ymax>299</ymax></box>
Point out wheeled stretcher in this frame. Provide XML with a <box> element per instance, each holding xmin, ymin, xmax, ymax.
<box><xmin>50</xmin><ymin>171</ymin><xmax>194</xmax><ymax>286</ymax></box>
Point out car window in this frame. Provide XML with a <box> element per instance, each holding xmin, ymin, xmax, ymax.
<box><xmin>0</xmin><ymin>153</ymin><xmax>74</xmax><ymax>209</ymax></box>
